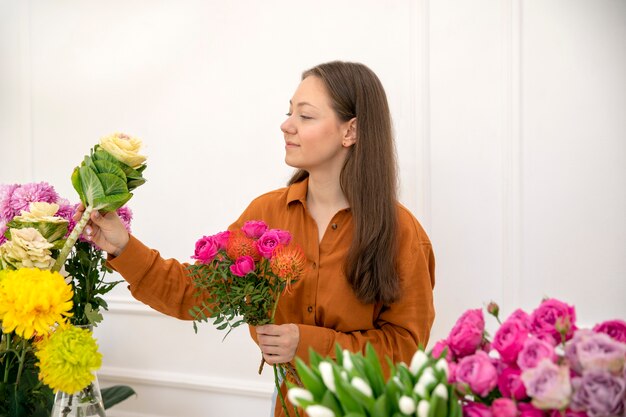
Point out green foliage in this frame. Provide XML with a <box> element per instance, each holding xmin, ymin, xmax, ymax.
<box><xmin>101</xmin><ymin>385</ymin><xmax>137</xmax><ymax>409</ymax></box>
<box><xmin>187</xmin><ymin>258</ymin><xmax>287</xmax><ymax>338</ymax></box>
<box><xmin>289</xmin><ymin>343</ymin><xmax>460</xmax><ymax>417</ymax></box>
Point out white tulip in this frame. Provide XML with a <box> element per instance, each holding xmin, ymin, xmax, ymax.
<box><xmin>435</xmin><ymin>358</ymin><xmax>449</xmax><ymax>378</ymax></box>
<box><xmin>414</xmin><ymin>381</ymin><xmax>427</xmax><ymax>398</ymax></box>
<box><xmin>351</xmin><ymin>377</ymin><xmax>373</xmax><ymax>397</ymax></box>
<box><xmin>398</xmin><ymin>395</ymin><xmax>416</xmax><ymax>415</ymax></box>
<box><xmin>342</xmin><ymin>350</ymin><xmax>354</xmax><ymax>372</ymax></box>
<box><xmin>409</xmin><ymin>350</ymin><xmax>428</xmax><ymax>374</ymax></box>
<box><xmin>287</xmin><ymin>387</ymin><xmax>313</xmax><ymax>407</ymax></box>
<box><xmin>318</xmin><ymin>361</ymin><xmax>336</xmax><ymax>393</ymax></box>
<box><xmin>432</xmin><ymin>383</ymin><xmax>448</xmax><ymax>400</ymax></box>
<box><xmin>306</xmin><ymin>405</ymin><xmax>336</xmax><ymax>417</ymax></box>
<box><xmin>417</xmin><ymin>368</ymin><xmax>436</xmax><ymax>388</ymax></box>
<box><xmin>417</xmin><ymin>399</ymin><xmax>430</xmax><ymax>417</ymax></box>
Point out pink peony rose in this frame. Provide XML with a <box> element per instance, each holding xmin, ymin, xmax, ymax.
<box><xmin>432</xmin><ymin>339</ymin><xmax>454</xmax><ymax>362</ymax></box>
<box><xmin>463</xmin><ymin>402</ymin><xmax>493</xmax><ymax>417</ymax></box>
<box><xmin>565</xmin><ymin>329</ymin><xmax>626</xmax><ymax>375</ymax></box>
<box><xmin>256</xmin><ymin>230</ymin><xmax>282</xmax><ymax>259</ymax></box>
<box><xmin>213</xmin><ymin>231</ymin><xmax>231</xmax><ymax>251</ymax></box>
<box><xmin>230</xmin><ymin>256</ymin><xmax>256</xmax><ymax>277</ymax></box>
<box><xmin>493</xmin><ymin>318</ymin><xmax>529</xmax><ymax>364</ymax></box>
<box><xmin>549</xmin><ymin>410</ymin><xmax>588</xmax><ymax>417</ymax></box>
<box><xmin>593</xmin><ymin>319</ymin><xmax>626</xmax><ymax>344</ymax></box>
<box><xmin>491</xmin><ymin>398</ymin><xmax>517</xmax><ymax>417</ymax></box>
<box><xmin>241</xmin><ymin>220</ymin><xmax>268</xmax><ymax>239</ymax></box>
<box><xmin>456</xmin><ymin>351</ymin><xmax>498</xmax><ymax>396</ymax></box>
<box><xmin>448</xmin><ymin>308</ymin><xmax>485</xmax><ymax>358</ymax></box>
<box><xmin>518</xmin><ymin>403</ymin><xmax>546</xmax><ymax>417</ymax></box>
<box><xmin>270</xmin><ymin>229</ymin><xmax>292</xmax><ymax>245</ymax></box>
<box><xmin>517</xmin><ymin>337</ymin><xmax>557</xmax><ymax>370</ymax></box>
<box><xmin>498</xmin><ymin>366</ymin><xmax>528</xmax><ymax>400</ymax></box>
<box><xmin>507</xmin><ymin>308</ymin><xmax>531</xmax><ymax>329</ymax></box>
<box><xmin>570</xmin><ymin>370</ymin><xmax>625</xmax><ymax>417</ymax></box>
<box><xmin>521</xmin><ymin>359</ymin><xmax>572</xmax><ymax>410</ymax></box>
<box><xmin>192</xmin><ymin>235</ymin><xmax>219</xmax><ymax>264</ymax></box>
<box><xmin>530</xmin><ymin>299</ymin><xmax>577</xmax><ymax>344</ymax></box>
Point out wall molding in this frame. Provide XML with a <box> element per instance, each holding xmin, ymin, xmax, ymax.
<box><xmin>105</xmin><ymin>295</ymin><xmax>160</xmax><ymax>317</ymax></box>
<box><xmin>99</xmin><ymin>366</ymin><xmax>274</xmax><ymax>399</ymax></box>
<box><xmin>502</xmin><ymin>0</ymin><xmax>523</xmax><ymax>310</ymax></box>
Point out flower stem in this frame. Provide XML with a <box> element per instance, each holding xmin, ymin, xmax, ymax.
<box><xmin>274</xmin><ymin>364</ymin><xmax>292</xmax><ymax>417</ymax></box>
<box><xmin>2</xmin><ymin>333</ymin><xmax>12</xmax><ymax>383</ymax></box>
<box><xmin>14</xmin><ymin>339</ymin><xmax>28</xmax><ymax>386</ymax></box>
<box><xmin>52</xmin><ymin>206</ymin><xmax>94</xmax><ymax>272</ymax></box>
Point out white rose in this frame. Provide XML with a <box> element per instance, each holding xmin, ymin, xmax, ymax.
<box><xmin>100</xmin><ymin>132</ymin><xmax>146</xmax><ymax>168</ymax></box>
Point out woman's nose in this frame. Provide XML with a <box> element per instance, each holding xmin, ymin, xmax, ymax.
<box><xmin>280</xmin><ymin>117</ymin><xmax>295</xmax><ymax>134</ymax></box>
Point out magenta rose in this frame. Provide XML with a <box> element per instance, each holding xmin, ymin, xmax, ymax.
<box><xmin>521</xmin><ymin>359</ymin><xmax>572</xmax><ymax>410</ymax></box>
<box><xmin>256</xmin><ymin>229</ymin><xmax>282</xmax><ymax>259</ymax></box>
<box><xmin>518</xmin><ymin>403</ymin><xmax>546</xmax><ymax>417</ymax></box>
<box><xmin>565</xmin><ymin>329</ymin><xmax>626</xmax><ymax>374</ymax></box>
<box><xmin>491</xmin><ymin>398</ymin><xmax>517</xmax><ymax>417</ymax></box>
<box><xmin>570</xmin><ymin>370</ymin><xmax>626</xmax><ymax>417</ymax></box>
<box><xmin>498</xmin><ymin>366</ymin><xmax>528</xmax><ymax>400</ymax></box>
<box><xmin>517</xmin><ymin>337</ymin><xmax>557</xmax><ymax>370</ymax></box>
<box><xmin>241</xmin><ymin>220</ymin><xmax>268</xmax><ymax>239</ymax></box>
<box><xmin>507</xmin><ymin>308</ymin><xmax>531</xmax><ymax>329</ymax></box>
<box><xmin>192</xmin><ymin>235</ymin><xmax>219</xmax><ymax>264</ymax></box>
<box><xmin>270</xmin><ymin>229</ymin><xmax>292</xmax><ymax>245</ymax></box>
<box><xmin>213</xmin><ymin>231</ymin><xmax>231</xmax><ymax>250</ymax></box>
<box><xmin>530</xmin><ymin>299</ymin><xmax>577</xmax><ymax>344</ymax></box>
<box><xmin>463</xmin><ymin>402</ymin><xmax>492</xmax><ymax>417</ymax></box>
<box><xmin>456</xmin><ymin>351</ymin><xmax>498</xmax><ymax>396</ymax></box>
<box><xmin>230</xmin><ymin>256</ymin><xmax>256</xmax><ymax>277</ymax></box>
<box><xmin>432</xmin><ymin>339</ymin><xmax>454</xmax><ymax>362</ymax></box>
<box><xmin>493</xmin><ymin>318</ymin><xmax>529</xmax><ymax>364</ymax></box>
<box><xmin>448</xmin><ymin>308</ymin><xmax>485</xmax><ymax>358</ymax></box>
<box><xmin>593</xmin><ymin>319</ymin><xmax>626</xmax><ymax>344</ymax></box>
<box><xmin>550</xmin><ymin>410</ymin><xmax>588</xmax><ymax>417</ymax></box>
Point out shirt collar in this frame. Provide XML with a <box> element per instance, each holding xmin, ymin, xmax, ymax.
<box><xmin>286</xmin><ymin>177</ymin><xmax>309</xmax><ymax>207</ymax></box>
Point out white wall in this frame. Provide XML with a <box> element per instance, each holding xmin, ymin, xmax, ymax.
<box><xmin>1</xmin><ymin>1</ymin><xmax>624</xmax><ymax>416</ymax></box>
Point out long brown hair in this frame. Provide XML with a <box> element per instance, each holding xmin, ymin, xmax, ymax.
<box><xmin>288</xmin><ymin>61</ymin><xmax>400</xmax><ymax>305</ymax></box>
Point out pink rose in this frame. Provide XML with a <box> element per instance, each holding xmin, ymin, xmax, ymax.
<box><xmin>517</xmin><ymin>337</ymin><xmax>557</xmax><ymax>370</ymax></box>
<box><xmin>213</xmin><ymin>231</ymin><xmax>231</xmax><ymax>250</ymax></box>
<box><xmin>463</xmin><ymin>402</ymin><xmax>492</xmax><ymax>417</ymax></box>
<box><xmin>550</xmin><ymin>410</ymin><xmax>588</xmax><ymax>417</ymax></box>
<box><xmin>256</xmin><ymin>230</ymin><xmax>282</xmax><ymax>259</ymax></box>
<box><xmin>518</xmin><ymin>403</ymin><xmax>546</xmax><ymax>417</ymax></box>
<box><xmin>432</xmin><ymin>339</ymin><xmax>454</xmax><ymax>362</ymax></box>
<box><xmin>491</xmin><ymin>398</ymin><xmax>517</xmax><ymax>417</ymax></box>
<box><xmin>448</xmin><ymin>309</ymin><xmax>485</xmax><ymax>358</ymax></box>
<box><xmin>507</xmin><ymin>308</ymin><xmax>531</xmax><ymax>329</ymax></box>
<box><xmin>593</xmin><ymin>319</ymin><xmax>626</xmax><ymax>344</ymax></box>
<box><xmin>241</xmin><ymin>220</ymin><xmax>268</xmax><ymax>239</ymax></box>
<box><xmin>269</xmin><ymin>229</ymin><xmax>292</xmax><ymax>245</ymax></box>
<box><xmin>565</xmin><ymin>329</ymin><xmax>626</xmax><ymax>374</ymax></box>
<box><xmin>498</xmin><ymin>366</ymin><xmax>528</xmax><ymax>400</ymax></box>
<box><xmin>456</xmin><ymin>351</ymin><xmax>498</xmax><ymax>397</ymax></box>
<box><xmin>530</xmin><ymin>299</ymin><xmax>577</xmax><ymax>344</ymax></box>
<box><xmin>493</xmin><ymin>318</ymin><xmax>529</xmax><ymax>364</ymax></box>
<box><xmin>521</xmin><ymin>359</ymin><xmax>572</xmax><ymax>410</ymax></box>
<box><xmin>229</xmin><ymin>256</ymin><xmax>255</xmax><ymax>277</ymax></box>
<box><xmin>192</xmin><ymin>235</ymin><xmax>219</xmax><ymax>264</ymax></box>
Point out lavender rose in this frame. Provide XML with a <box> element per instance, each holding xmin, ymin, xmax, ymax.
<box><xmin>491</xmin><ymin>398</ymin><xmax>518</xmax><ymax>417</ymax></box>
<box><xmin>530</xmin><ymin>299</ymin><xmax>577</xmax><ymax>344</ymax></box>
<box><xmin>241</xmin><ymin>220</ymin><xmax>268</xmax><ymax>239</ymax></box>
<box><xmin>192</xmin><ymin>235</ymin><xmax>219</xmax><ymax>264</ymax></box>
<box><xmin>593</xmin><ymin>320</ymin><xmax>626</xmax><ymax>344</ymax></box>
<box><xmin>456</xmin><ymin>351</ymin><xmax>498</xmax><ymax>396</ymax></box>
<box><xmin>565</xmin><ymin>330</ymin><xmax>626</xmax><ymax>374</ymax></box>
<box><xmin>521</xmin><ymin>359</ymin><xmax>572</xmax><ymax>410</ymax></box>
<box><xmin>518</xmin><ymin>337</ymin><xmax>557</xmax><ymax>370</ymax></box>
<box><xmin>570</xmin><ymin>370</ymin><xmax>625</xmax><ymax>417</ymax></box>
<box><xmin>493</xmin><ymin>318</ymin><xmax>529</xmax><ymax>364</ymax></box>
<box><xmin>230</xmin><ymin>256</ymin><xmax>255</xmax><ymax>277</ymax></box>
<box><xmin>448</xmin><ymin>308</ymin><xmax>485</xmax><ymax>358</ymax></box>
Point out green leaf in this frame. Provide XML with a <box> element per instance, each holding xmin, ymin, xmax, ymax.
<box><xmin>98</xmin><ymin>173</ymin><xmax>129</xmax><ymax>196</ymax></box>
<box><xmin>320</xmin><ymin>390</ymin><xmax>343</xmax><ymax>416</ymax></box>
<box><xmin>101</xmin><ymin>385</ymin><xmax>136</xmax><ymax>409</ymax></box>
<box><xmin>79</xmin><ymin>165</ymin><xmax>105</xmax><ymax>206</ymax></box>
<box><xmin>93</xmin><ymin>159</ymin><xmax>127</xmax><ymax>180</ymax></box>
<box><xmin>295</xmin><ymin>358</ymin><xmax>326</xmax><ymax>401</ymax></box>
<box><xmin>85</xmin><ymin>304</ymin><xmax>104</xmax><ymax>326</ymax></box>
<box><xmin>71</xmin><ymin>166</ymin><xmax>87</xmax><ymax>205</ymax></box>
<box><xmin>93</xmin><ymin>193</ymin><xmax>132</xmax><ymax>212</ymax></box>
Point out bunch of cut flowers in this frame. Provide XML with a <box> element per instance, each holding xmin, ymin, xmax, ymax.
<box><xmin>188</xmin><ymin>220</ymin><xmax>307</xmax><ymax>416</ymax></box>
<box><xmin>0</xmin><ymin>133</ymin><xmax>146</xmax><ymax>416</ymax></box>
<box><xmin>288</xmin><ymin>343</ymin><xmax>460</xmax><ymax>417</ymax></box>
<box><xmin>432</xmin><ymin>298</ymin><xmax>626</xmax><ymax>417</ymax></box>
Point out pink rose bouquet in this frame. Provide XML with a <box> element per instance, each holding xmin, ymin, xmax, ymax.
<box><xmin>433</xmin><ymin>299</ymin><xmax>626</xmax><ymax>417</ymax></box>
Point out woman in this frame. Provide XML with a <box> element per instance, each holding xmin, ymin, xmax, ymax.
<box><xmin>80</xmin><ymin>61</ymin><xmax>435</xmax><ymax>417</ymax></box>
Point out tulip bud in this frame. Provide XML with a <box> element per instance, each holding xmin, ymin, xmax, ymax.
<box><xmin>287</xmin><ymin>387</ymin><xmax>313</xmax><ymax>407</ymax></box>
<box><xmin>399</xmin><ymin>395</ymin><xmax>416</xmax><ymax>415</ymax></box>
<box><xmin>351</xmin><ymin>376</ymin><xmax>373</xmax><ymax>397</ymax></box>
<box><xmin>318</xmin><ymin>361</ymin><xmax>336</xmax><ymax>393</ymax></box>
<box><xmin>432</xmin><ymin>383</ymin><xmax>448</xmax><ymax>400</ymax></box>
<box><xmin>306</xmin><ymin>405</ymin><xmax>336</xmax><ymax>417</ymax></box>
<box><xmin>435</xmin><ymin>358</ymin><xmax>449</xmax><ymax>378</ymax></box>
<box><xmin>342</xmin><ymin>350</ymin><xmax>354</xmax><ymax>372</ymax></box>
<box><xmin>410</xmin><ymin>350</ymin><xmax>428</xmax><ymax>374</ymax></box>
<box><xmin>417</xmin><ymin>399</ymin><xmax>430</xmax><ymax>417</ymax></box>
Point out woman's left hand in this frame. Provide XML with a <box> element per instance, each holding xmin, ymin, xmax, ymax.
<box><xmin>256</xmin><ymin>324</ymin><xmax>300</xmax><ymax>364</ymax></box>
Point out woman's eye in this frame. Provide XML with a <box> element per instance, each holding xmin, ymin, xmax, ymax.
<box><xmin>285</xmin><ymin>112</ymin><xmax>292</xmax><ymax>116</ymax></box>
<box><xmin>300</xmin><ymin>115</ymin><xmax>313</xmax><ymax>120</ymax></box>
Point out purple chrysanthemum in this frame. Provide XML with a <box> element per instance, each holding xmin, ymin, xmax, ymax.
<box><xmin>0</xmin><ymin>183</ymin><xmax>19</xmax><ymax>221</ymax></box>
<box><xmin>116</xmin><ymin>206</ymin><xmax>133</xmax><ymax>234</ymax></box>
<box><xmin>56</xmin><ymin>200</ymin><xmax>77</xmax><ymax>237</ymax></box>
<box><xmin>9</xmin><ymin>182</ymin><xmax>59</xmax><ymax>217</ymax></box>
<box><xmin>0</xmin><ymin>219</ymin><xmax>7</xmax><ymax>245</ymax></box>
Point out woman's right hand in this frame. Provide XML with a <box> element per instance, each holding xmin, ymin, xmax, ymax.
<box><xmin>73</xmin><ymin>203</ymin><xmax>130</xmax><ymax>257</ymax></box>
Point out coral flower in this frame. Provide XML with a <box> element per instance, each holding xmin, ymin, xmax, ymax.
<box><xmin>226</xmin><ymin>231</ymin><xmax>261</xmax><ymax>261</ymax></box>
<box><xmin>270</xmin><ymin>245</ymin><xmax>306</xmax><ymax>294</ymax></box>
<box><xmin>0</xmin><ymin>268</ymin><xmax>73</xmax><ymax>339</ymax></box>
<box><xmin>36</xmin><ymin>325</ymin><xmax>102</xmax><ymax>394</ymax></box>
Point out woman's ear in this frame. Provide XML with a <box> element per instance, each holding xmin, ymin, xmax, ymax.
<box><xmin>342</xmin><ymin>118</ymin><xmax>357</xmax><ymax>147</ymax></box>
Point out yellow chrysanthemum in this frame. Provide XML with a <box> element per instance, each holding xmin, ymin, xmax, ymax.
<box><xmin>0</xmin><ymin>268</ymin><xmax>73</xmax><ymax>339</ymax></box>
<box><xmin>36</xmin><ymin>325</ymin><xmax>102</xmax><ymax>394</ymax></box>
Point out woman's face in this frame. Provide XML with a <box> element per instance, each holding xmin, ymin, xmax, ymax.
<box><xmin>281</xmin><ymin>76</ymin><xmax>354</xmax><ymax>175</ymax></box>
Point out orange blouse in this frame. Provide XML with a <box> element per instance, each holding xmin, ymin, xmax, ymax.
<box><xmin>108</xmin><ymin>178</ymin><xmax>435</xmax><ymax>417</ymax></box>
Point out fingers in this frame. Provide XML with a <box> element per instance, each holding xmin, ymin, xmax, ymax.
<box><xmin>256</xmin><ymin>324</ymin><xmax>299</xmax><ymax>364</ymax></box>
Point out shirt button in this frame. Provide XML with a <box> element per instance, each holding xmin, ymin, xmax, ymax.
<box><xmin>312</xmin><ymin>262</ymin><xmax>317</xmax><ymax>269</ymax></box>
<box><xmin>331</xmin><ymin>223</ymin><xmax>338</xmax><ymax>230</ymax></box>
<box><xmin>307</xmin><ymin>306</ymin><xmax>313</xmax><ymax>313</ymax></box>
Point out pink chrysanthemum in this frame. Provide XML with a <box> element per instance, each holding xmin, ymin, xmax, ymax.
<box><xmin>0</xmin><ymin>219</ymin><xmax>7</xmax><ymax>245</ymax></box>
<box><xmin>116</xmin><ymin>206</ymin><xmax>133</xmax><ymax>234</ymax></box>
<box><xmin>55</xmin><ymin>200</ymin><xmax>77</xmax><ymax>237</ymax></box>
<box><xmin>9</xmin><ymin>182</ymin><xmax>59</xmax><ymax>217</ymax></box>
<box><xmin>0</xmin><ymin>184</ymin><xmax>19</xmax><ymax>221</ymax></box>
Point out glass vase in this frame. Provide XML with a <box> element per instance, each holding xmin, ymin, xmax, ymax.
<box><xmin>50</xmin><ymin>374</ymin><xmax>106</xmax><ymax>417</ymax></box>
